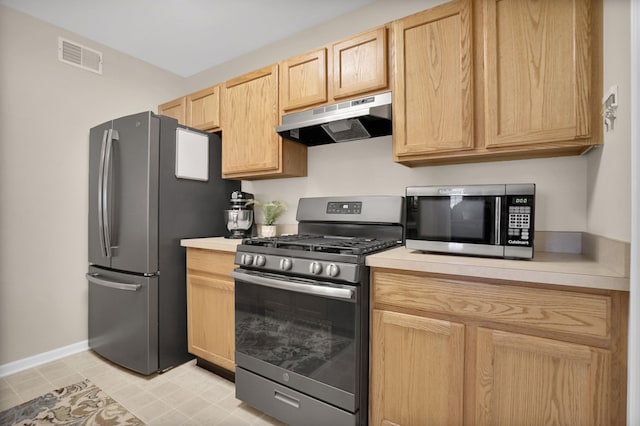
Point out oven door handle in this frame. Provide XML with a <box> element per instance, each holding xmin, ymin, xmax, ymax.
<box><xmin>231</xmin><ymin>270</ymin><xmax>355</xmax><ymax>300</ymax></box>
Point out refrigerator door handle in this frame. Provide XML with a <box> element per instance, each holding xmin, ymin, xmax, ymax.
<box><xmin>97</xmin><ymin>129</ymin><xmax>109</xmax><ymax>257</ymax></box>
<box><xmin>102</xmin><ymin>129</ymin><xmax>119</xmax><ymax>258</ymax></box>
<box><xmin>86</xmin><ymin>273</ymin><xmax>142</xmax><ymax>291</ymax></box>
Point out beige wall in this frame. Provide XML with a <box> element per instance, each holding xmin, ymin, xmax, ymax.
<box><xmin>0</xmin><ymin>0</ymin><xmax>632</xmax><ymax>367</ymax></box>
<box><xmin>587</xmin><ymin>0</ymin><xmax>632</xmax><ymax>242</ymax></box>
<box><xmin>0</xmin><ymin>5</ymin><xmax>187</xmax><ymax>365</ymax></box>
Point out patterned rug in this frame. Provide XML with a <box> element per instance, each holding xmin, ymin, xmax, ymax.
<box><xmin>0</xmin><ymin>379</ymin><xmax>144</xmax><ymax>425</ymax></box>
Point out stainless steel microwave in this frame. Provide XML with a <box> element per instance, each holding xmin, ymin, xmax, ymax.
<box><xmin>405</xmin><ymin>184</ymin><xmax>535</xmax><ymax>259</ymax></box>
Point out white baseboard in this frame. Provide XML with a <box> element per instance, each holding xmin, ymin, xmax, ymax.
<box><xmin>0</xmin><ymin>340</ymin><xmax>89</xmax><ymax>378</ymax></box>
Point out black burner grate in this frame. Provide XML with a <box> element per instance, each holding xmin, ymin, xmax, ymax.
<box><xmin>242</xmin><ymin>234</ymin><xmax>399</xmax><ymax>255</ymax></box>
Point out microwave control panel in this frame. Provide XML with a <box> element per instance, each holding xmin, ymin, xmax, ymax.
<box><xmin>505</xmin><ymin>195</ymin><xmax>535</xmax><ymax>245</ymax></box>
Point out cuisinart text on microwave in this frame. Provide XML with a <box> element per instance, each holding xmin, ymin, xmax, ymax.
<box><xmin>405</xmin><ymin>183</ymin><xmax>535</xmax><ymax>259</ymax></box>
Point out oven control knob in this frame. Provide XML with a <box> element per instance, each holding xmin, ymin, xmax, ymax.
<box><xmin>326</xmin><ymin>263</ymin><xmax>340</xmax><ymax>277</ymax></box>
<box><xmin>254</xmin><ymin>255</ymin><xmax>266</xmax><ymax>267</ymax></box>
<box><xmin>279</xmin><ymin>258</ymin><xmax>292</xmax><ymax>271</ymax></box>
<box><xmin>309</xmin><ymin>261</ymin><xmax>322</xmax><ymax>275</ymax></box>
<box><xmin>241</xmin><ymin>254</ymin><xmax>253</xmax><ymax>266</ymax></box>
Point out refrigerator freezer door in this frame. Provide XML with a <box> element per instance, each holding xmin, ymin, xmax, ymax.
<box><xmin>88</xmin><ymin>266</ymin><xmax>159</xmax><ymax>375</ymax></box>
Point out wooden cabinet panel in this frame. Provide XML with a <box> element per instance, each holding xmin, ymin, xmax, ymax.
<box><xmin>186</xmin><ymin>248</ymin><xmax>236</xmax><ymax>371</ymax></box>
<box><xmin>279</xmin><ymin>27</ymin><xmax>388</xmax><ymax>114</ymax></box>
<box><xmin>392</xmin><ymin>0</ymin><xmax>601</xmax><ymax>166</ymax></box>
<box><xmin>332</xmin><ymin>27</ymin><xmax>388</xmax><ymax>100</ymax></box>
<box><xmin>483</xmin><ymin>0</ymin><xmax>592</xmax><ymax>148</ymax></box>
<box><xmin>371</xmin><ymin>309</ymin><xmax>464</xmax><ymax>426</ymax></box>
<box><xmin>158</xmin><ymin>96</ymin><xmax>186</xmax><ymax>125</ymax></box>
<box><xmin>222</xmin><ymin>64</ymin><xmax>307</xmax><ymax>179</ymax></box>
<box><xmin>370</xmin><ymin>268</ymin><xmax>627</xmax><ymax>425</ymax></box>
<box><xmin>280</xmin><ymin>48</ymin><xmax>327</xmax><ymax>111</ymax></box>
<box><xmin>392</xmin><ymin>0</ymin><xmax>473</xmax><ymax>159</ymax></box>
<box><xmin>222</xmin><ymin>65</ymin><xmax>282</xmax><ymax>176</ymax></box>
<box><xmin>186</xmin><ymin>85</ymin><xmax>221</xmax><ymax>131</ymax></box>
<box><xmin>373</xmin><ymin>270</ymin><xmax>611</xmax><ymax>340</ymax></box>
<box><xmin>475</xmin><ymin>328</ymin><xmax>611</xmax><ymax>426</ymax></box>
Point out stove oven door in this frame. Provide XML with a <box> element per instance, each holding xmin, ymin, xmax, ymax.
<box><xmin>232</xmin><ymin>269</ymin><xmax>362</xmax><ymax>424</ymax></box>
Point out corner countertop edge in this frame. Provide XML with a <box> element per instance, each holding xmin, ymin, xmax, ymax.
<box><xmin>181</xmin><ymin>237</ymin><xmax>242</xmax><ymax>252</ymax></box>
<box><xmin>367</xmin><ymin>247</ymin><xmax>630</xmax><ymax>292</ymax></box>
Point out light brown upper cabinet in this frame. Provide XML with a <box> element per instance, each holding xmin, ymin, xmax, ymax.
<box><xmin>158</xmin><ymin>96</ymin><xmax>187</xmax><ymax>125</ymax></box>
<box><xmin>280</xmin><ymin>49</ymin><xmax>328</xmax><ymax>112</ymax></box>
<box><xmin>483</xmin><ymin>0</ymin><xmax>597</xmax><ymax>150</ymax></box>
<box><xmin>392</xmin><ymin>0</ymin><xmax>474</xmax><ymax>161</ymax></box>
<box><xmin>186</xmin><ymin>85</ymin><xmax>221</xmax><ymax>132</ymax></box>
<box><xmin>393</xmin><ymin>0</ymin><xmax>601</xmax><ymax>166</ymax></box>
<box><xmin>221</xmin><ymin>64</ymin><xmax>307</xmax><ymax>180</ymax></box>
<box><xmin>279</xmin><ymin>27</ymin><xmax>388</xmax><ymax>114</ymax></box>
<box><xmin>332</xmin><ymin>26</ymin><xmax>388</xmax><ymax>100</ymax></box>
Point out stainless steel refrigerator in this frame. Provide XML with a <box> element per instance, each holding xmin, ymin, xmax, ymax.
<box><xmin>87</xmin><ymin>111</ymin><xmax>239</xmax><ymax>375</ymax></box>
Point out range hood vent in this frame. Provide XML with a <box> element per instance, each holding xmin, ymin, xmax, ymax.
<box><xmin>277</xmin><ymin>92</ymin><xmax>392</xmax><ymax>146</ymax></box>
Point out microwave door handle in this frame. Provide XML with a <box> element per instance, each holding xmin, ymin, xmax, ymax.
<box><xmin>231</xmin><ymin>270</ymin><xmax>354</xmax><ymax>300</ymax></box>
<box><xmin>495</xmin><ymin>196</ymin><xmax>502</xmax><ymax>245</ymax></box>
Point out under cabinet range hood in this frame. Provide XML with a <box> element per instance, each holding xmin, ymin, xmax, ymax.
<box><xmin>276</xmin><ymin>91</ymin><xmax>392</xmax><ymax>146</ymax></box>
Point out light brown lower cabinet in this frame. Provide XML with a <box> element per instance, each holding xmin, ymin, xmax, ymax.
<box><xmin>371</xmin><ymin>310</ymin><xmax>464</xmax><ymax>425</ymax></box>
<box><xmin>370</xmin><ymin>268</ymin><xmax>628</xmax><ymax>426</ymax></box>
<box><xmin>186</xmin><ymin>248</ymin><xmax>236</xmax><ymax>372</ymax></box>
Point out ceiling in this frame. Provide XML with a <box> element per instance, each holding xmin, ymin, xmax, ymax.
<box><xmin>0</xmin><ymin>0</ymin><xmax>378</xmax><ymax>77</ymax></box>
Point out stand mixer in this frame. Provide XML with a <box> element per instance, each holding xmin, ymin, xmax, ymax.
<box><xmin>224</xmin><ymin>191</ymin><xmax>255</xmax><ymax>239</ymax></box>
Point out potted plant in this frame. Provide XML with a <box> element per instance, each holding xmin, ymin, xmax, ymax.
<box><xmin>249</xmin><ymin>200</ymin><xmax>287</xmax><ymax>237</ymax></box>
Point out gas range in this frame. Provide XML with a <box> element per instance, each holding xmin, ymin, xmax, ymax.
<box><xmin>235</xmin><ymin>196</ymin><xmax>405</xmax><ymax>284</ymax></box>
<box><xmin>232</xmin><ymin>195</ymin><xmax>404</xmax><ymax>426</ymax></box>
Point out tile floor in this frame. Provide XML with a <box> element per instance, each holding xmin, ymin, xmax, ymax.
<box><xmin>0</xmin><ymin>351</ymin><xmax>285</xmax><ymax>425</ymax></box>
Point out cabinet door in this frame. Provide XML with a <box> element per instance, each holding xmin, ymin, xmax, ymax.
<box><xmin>186</xmin><ymin>248</ymin><xmax>236</xmax><ymax>371</ymax></box>
<box><xmin>483</xmin><ymin>0</ymin><xmax>591</xmax><ymax>148</ymax></box>
<box><xmin>158</xmin><ymin>96</ymin><xmax>186</xmax><ymax>125</ymax></box>
<box><xmin>186</xmin><ymin>85</ymin><xmax>221</xmax><ymax>131</ymax></box>
<box><xmin>392</xmin><ymin>0</ymin><xmax>473</xmax><ymax>159</ymax></box>
<box><xmin>221</xmin><ymin>65</ymin><xmax>280</xmax><ymax>176</ymax></box>
<box><xmin>280</xmin><ymin>48</ymin><xmax>327</xmax><ymax>111</ymax></box>
<box><xmin>370</xmin><ymin>309</ymin><xmax>464</xmax><ymax>426</ymax></box>
<box><xmin>332</xmin><ymin>27</ymin><xmax>388</xmax><ymax>100</ymax></box>
<box><xmin>475</xmin><ymin>328</ymin><xmax>611</xmax><ymax>426</ymax></box>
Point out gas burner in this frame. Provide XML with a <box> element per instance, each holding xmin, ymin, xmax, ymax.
<box><xmin>242</xmin><ymin>234</ymin><xmax>398</xmax><ymax>255</ymax></box>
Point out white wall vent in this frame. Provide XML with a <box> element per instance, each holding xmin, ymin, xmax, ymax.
<box><xmin>58</xmin><ymin>37</ymin><xmax>103</xmax><ymax>74</ymax></box>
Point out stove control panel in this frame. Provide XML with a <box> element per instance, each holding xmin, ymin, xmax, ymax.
<box><xmin>235</xmin><ymin>252</ymin><xmax>360</xmax><ymax>283</ymax></box>
<box><xmin>326</xmin><ymin>201</ymin><xmax>362</xmax><ymax>214</ymax></box>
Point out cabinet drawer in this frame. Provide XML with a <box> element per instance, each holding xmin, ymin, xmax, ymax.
<box><xmin>372</xmin><ymin>270</ymin><xmax>611</xmax><ymax>339</ymax></box>
<box><xmin>186</xmin><ymin>247</ymin><xmax>236</xmax><ymax>278</ymax></box>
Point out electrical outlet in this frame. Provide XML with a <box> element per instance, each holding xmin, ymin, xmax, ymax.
<box><xmin>603</xmin><ymin>85</ymin><xmax>618</xmax><ymax>109</ymax></box>
<box><xmin>602</xmin><ymin>85</ymin><xmax>619</xmax><ymax>132</ymax></box>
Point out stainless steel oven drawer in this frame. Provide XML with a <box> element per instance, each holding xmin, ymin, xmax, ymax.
<box><xmin>236</xmin><ymin>367</ymin><xmax>357</xmax><ymax>426</ymax></box>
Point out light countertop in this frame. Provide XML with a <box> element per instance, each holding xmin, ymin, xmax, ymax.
<box><xmin>180</xmin><ymin>236</ymin><xmax>630</xmax><ymax>292</ymax></box>
<box><xmin>181</xmin><ymin>237</ymin><xmax>242</xmax><ymax>252</ymax></box>
<box><xmin>366</xmin><ymin>247</ymin><xmax>630</xmax><ymax>291</ymax></box>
